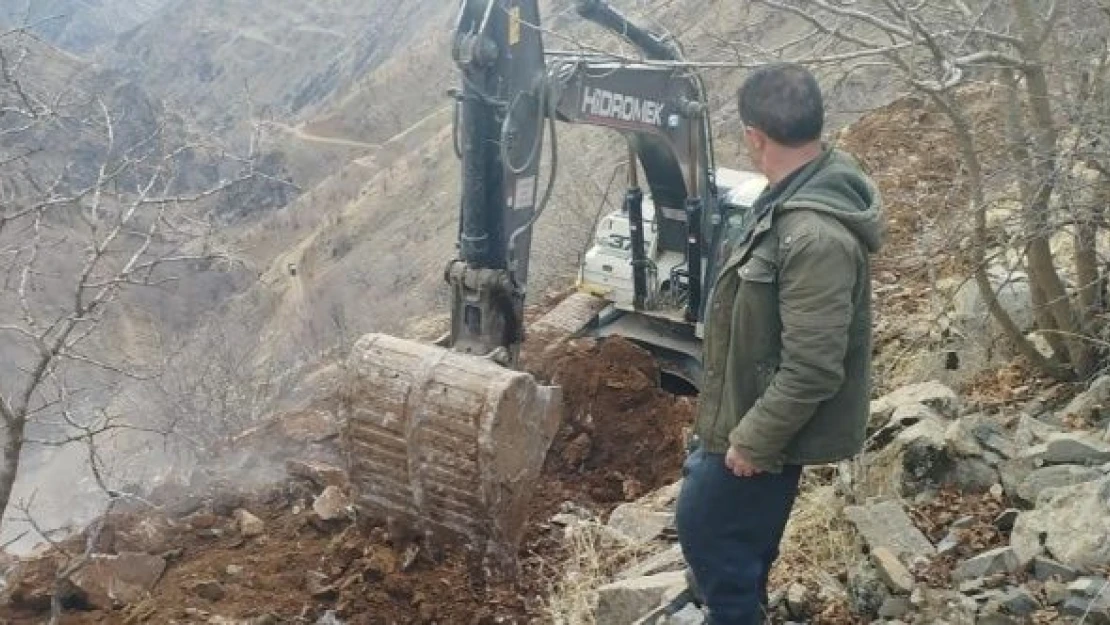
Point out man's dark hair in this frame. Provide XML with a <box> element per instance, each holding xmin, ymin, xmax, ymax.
<box><xmin>738</xmin><ymin>63</ymin><xmax>824</xmax><ymax>147</ymax></box>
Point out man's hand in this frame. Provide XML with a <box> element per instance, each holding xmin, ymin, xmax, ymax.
<box><xmin>725</xmin><ymin>446</ymin><xmax>762</xmax><ymax>477</ymax></box>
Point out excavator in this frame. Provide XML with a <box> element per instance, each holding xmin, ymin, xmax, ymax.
<box><xmin>342</xmin><ymin>0</ymin><xmax>766</xmax><ymax>575</ymax></box>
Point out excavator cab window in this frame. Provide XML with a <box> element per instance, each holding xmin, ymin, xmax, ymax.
<box><xmin>604</xmin><ymin>234</ymin><xmax>631</xmax><ymax>251</ymax></box>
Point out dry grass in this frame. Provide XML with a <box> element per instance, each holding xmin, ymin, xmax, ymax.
<box><xmin>771</xmin><ymin>484</ymin><xmax>863</xmax><ymax>600</ymax></box>
<box><xmin>541</xmin><ymin>483</ymin><xmax>865</xmax><ymax>624</ymax></box>
<box><xmin>541</xmin><ymin>521</ymin><xmax>663</xmax><ymax>625</ymax></box>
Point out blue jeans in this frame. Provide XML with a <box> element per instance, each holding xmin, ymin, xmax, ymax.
<box><xmin>675</xmin><ymin>446</ymin><xmax>803</xmax><ymax>625</ymax></box>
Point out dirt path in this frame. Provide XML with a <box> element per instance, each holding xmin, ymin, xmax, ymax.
<box><xmin>258</xmin><ymin>120</ymin><xmax>378</xmax><ymax>149</ymax></box>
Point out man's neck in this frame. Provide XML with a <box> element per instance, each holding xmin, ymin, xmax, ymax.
<box><xmin>763</xmin><ymin>142</ymin><xmax>823</xmax><ymax>185</ymax></box>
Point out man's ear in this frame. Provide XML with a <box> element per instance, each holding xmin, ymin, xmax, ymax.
<box><xmin>750</xmin><ymin>127</ymin><xmax>768</xmax><ymax>152</ymax></box>
<box><xmin>745</xmin><ymin>126</ymin><xmax>767</xmax><ymax>153</ymax></box>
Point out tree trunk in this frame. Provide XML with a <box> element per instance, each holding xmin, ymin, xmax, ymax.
<box><xmin>0</xmin><ymin>417</ymin><xmax>25</xmax><ymax>523</ymax></box>
<box><xmin>1076</xmin><ymin>217</ymin><xmax>1101</xmax><ymax>317</ymax></box>
<box><xmin>1000</xmin><ymin>72</ymin><xmax>1071</xmax><ymax>362</ymax></box>
<box><xmin>1011</xmin><ymin>0</ymin><xmax>1096</xmax><ymax>377</ymax></box>
<box><xmin>933</xmin><ymin>91</ymin><xmax>1072</xmax><ymax>379</ymax></box>
<box><xmin>1029</xmin><ymin>278</ymin><xmax>1069</xmax><ymax>362</ymax></box>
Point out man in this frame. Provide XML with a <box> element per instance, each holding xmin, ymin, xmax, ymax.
<box><xmin>675</xmin><ymin>63</ymin><xmax>883</xmax><ymax>624</ymax></box>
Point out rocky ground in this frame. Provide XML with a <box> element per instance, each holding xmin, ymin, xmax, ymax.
<box><xmin>5</xmin><ymin>330</ymin><xmax>1108</xmax><ymax>625</ymax></box>
<box><xmin>0</xmin><ymin>328</ymin><xmax>694</xmax><ymax>625</ymax></box>
<box><xmin>595</xmin><ymin>376</ymin><xmax>1110</xmax><ymax>625</ymax></box>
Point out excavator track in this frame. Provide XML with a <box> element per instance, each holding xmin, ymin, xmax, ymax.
<box><xmin>341</xmin><ymin>293</ymin><xmax>605</xmax><ymax>576</ymax></box>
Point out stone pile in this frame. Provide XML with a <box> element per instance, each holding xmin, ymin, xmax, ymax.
<box><xmin>590</xmin><ymin>376</ymin><xmax>1110</xmax><ymax>624</ymax></box>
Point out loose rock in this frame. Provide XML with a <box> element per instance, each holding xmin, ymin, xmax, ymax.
<box><xmin>878</xmin><ymin>595</ymin><xmax>912</xmax><ymax>619</ymax></box>
<box><xmin>844</xmin><ymin>500</ymin><xmax>935</xmax><ymax>560</ymax></box>
<box><xmin>596</xmin><ymin>571</ymin><xmax>687</xmax><ymax>625</ymax></box>
<box><xmin>998</xmin><ymin>458</ymin><xmax>1036</xmax><ymax>499</ymax></box>
<box><xmin>943</xmin><ymin>417</ymin><xmax>988</xmax><ymax>458</ymax></box>
<box><xmin>312</xmin><ymin>486</ymin><xmax>353</xmax><ymax>522</ymax></box>
<box><xmin>1059</xmin><ymin>375</ymin><xmax>1110</xmax><ymax>423</ymax></box>
<box><xmin>618</xmin><ymin>545</ymin><xmax>686</xmax><ymax>580</ymax></box>
<box><xmin>664</xmin><ymin>603</ymin><xmax>705</xmax><ymax>625</ymax></box>
<box><xmin>1069</xmin><ymin>577</ymin><xmax>1109</xmax><ymax>597</ymax></box>
<box><xmin>847</xmin><ymin>563</ymin><xmax>890</xmax><ymax>618</ymax></box>
<box><xmin>285</xmin><ymin>460</ymin><xmax>350</xmax><ymax>489</ymax></box>
<box><xmin>233</xmin><ymin>509</ymin><xmax>265</xmax><ymax>537</ymax></box>
<box><xmin>1011</xmin><ymin>477</ymin><xmax>1110</xmax><ymax>569</ymax></box>
<box><xmin>913</xmin><ymin>588</ymin><xmax>979</xmax><ymax>623</ymax></box>
<box><xmin>951</xmin><ymin>547</ymin><xmax>1022</xmax><ymax>582</ymax></box>
<box><xmin>1020</xmin><ymin>433</ymin><xmax>1110</xmax><ymax>465</ymax></box>
<box><xmin>608</xmin><ymin>502</ymin><xmax>672</xmax><ymax>544</ymax></box>
<box><xmin>225</xmin><ymin>564</ymin><xmax>245</xmax><ymax>577</ymax></box>
<box><xmin>1031</xmin><ymin>556</ymin><xmax>1078</xmax><ymax>582</ymax></box>
<box><xmin>998</xmin><ymin>586</ymin><xmax>1039</xmax><ymax>615</ymax></box>
<box><xmin>1061</xmin><ymin>594</ymin><xmax>1110</xmax><ymax>625</ymax></box>
<box><xmin>871</xmin><ymin>547</ymin><xmax>915</xmax><ymax>594</ymax></box>
<box><xmin>1014</xmin><ymin>415</ymin><xmax>1062</xmax><ymax>447</ymax></box>
<box><xmin>1044</xmin><ymin>580</ymin><xmax>1070</xmax><ymax>605</ymax></box>
<box><xmin>870</xmin><ymin>382</ymin><xmax>960</xmax><ymax>428</ymax></box>
<box><xmin>70</xmin><ymin>552</ymin><xmax>166</xmax><ymax>609</ymax></box>
<box><xmin>188</xmin><ymin>579</ymin><xmax>227</xmax><ymax>602</ymax></box>
<box><xmin>305</xmin><ymin>571</ymin><xmax>337</xmax><ymax>599</ymax></box>
<box><xmin>871</xmin><ymin>418</ymin><xmax>999</xmax><ymax>495</ymax></box>
<box><xmin>1016</xmin><ymin>465</ymin><xmax>1103</xmax><ymax>505</ymax></box>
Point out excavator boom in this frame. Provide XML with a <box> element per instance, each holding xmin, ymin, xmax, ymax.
<box><xmin>342</xmin><ymin>0</ymin><xmax>736</xmax><ymax>577</ymax></box>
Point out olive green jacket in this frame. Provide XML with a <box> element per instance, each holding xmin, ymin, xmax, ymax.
<box><xmin>694</xmin><ymin>147</ymin><xmax>883</xmax><ymax>471</ymax></box>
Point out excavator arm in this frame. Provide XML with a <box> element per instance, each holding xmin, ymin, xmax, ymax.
<box><xmin>447</xmin><ymin>0</ymin><xmax>718</xmax><ymax>363</ymax></box>
<box><xmin>445</xmin><ymin>0</ymin><xmax>547</xmax><ymax>363</ymax></box>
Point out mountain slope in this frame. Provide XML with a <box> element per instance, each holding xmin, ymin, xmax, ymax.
<box><xmin>106</xmin><ymin>1</ymin><xmax>453</xmax><ymax>128</ymax></box>
<box><xmin>0</xmin><ymin>0</ymin><xmax>168</xmax><ymax>53</ymax></box>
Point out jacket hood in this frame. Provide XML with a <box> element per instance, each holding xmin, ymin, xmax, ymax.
<box><xmin>779</xmin><ymin>147</ymin><xmax>884</xmax><ymax>253</ymax></box>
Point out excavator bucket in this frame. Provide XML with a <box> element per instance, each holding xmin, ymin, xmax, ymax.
<box><xmin>341</xmin><ymin>294</ymin><xmax>604</xmax><ymax>576</ymax></box>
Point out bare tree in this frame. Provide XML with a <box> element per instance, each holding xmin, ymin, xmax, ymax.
<box><xmin>0</xmin><ymin>27</ymin><xmax>257</xmax><ymax>524</ymax></box>
<box><xmin>724</xmin><ymin>0</ymin><xmax>1110</xmax><ymax>380</ymax></box>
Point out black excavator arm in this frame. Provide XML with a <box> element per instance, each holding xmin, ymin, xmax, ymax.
<box><xmin>448</xmin><ymin>0</ymin><xmax>719</xmax><ymax>364</ymax></box>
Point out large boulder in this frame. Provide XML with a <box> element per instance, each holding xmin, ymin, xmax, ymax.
<box><xmin>1016</xmin><ymin>465</ymin><xmax>1103</xmax><ymax>506</ymax></box>
<box><xmin>953</xmin><ymin>269</ymin><xmax>1034</xmax><ymax>335</ymax></box>
<box><xmin>1011</xmin><ymin>477</ymin><xmax>1110</xmax><ymax>569</ymax></box>
<box><xmin>864</xmin><ymin>418</ymin><xmax>998</xmax><ymax>496</ymax></box>
<box><xmin>70</xmin><ymin>552</ymin><xmax>166</xmax><ymax>609</ymax></box>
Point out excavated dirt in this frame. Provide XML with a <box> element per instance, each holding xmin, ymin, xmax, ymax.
<box><xmin>530</xmin><ymin>336</ymin><xmax>696</xmax><ymax>507</ymax></box>
<box><xmin>1</xmin><ymin>331</ymin><xmax>692</xmax><ymax>624</ymax></box>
